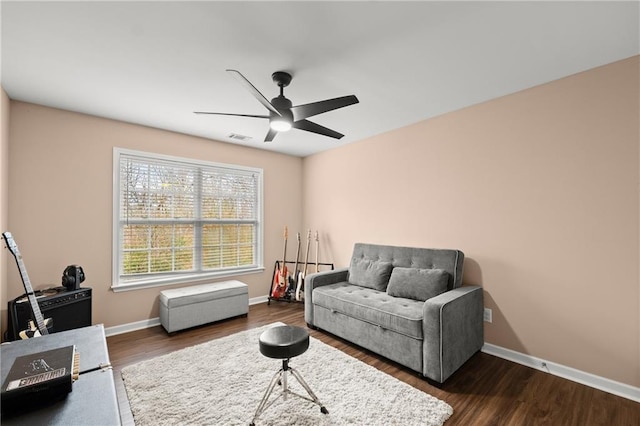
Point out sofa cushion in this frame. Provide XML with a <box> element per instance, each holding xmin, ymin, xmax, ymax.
<box><xmin>313</xmin><ymin>282</ymin><xmax>424</xmax><ymax>339</ymax></box>
<box><xmin>351</xmin><ymin>243</ymin><xmax>465</xmax><ymax>290</ymax></box>
<box><xmin>386</xmin><ymin>267</ymin><xmax>449</xmax><ymax>302</ymax></box>
<box><xmin>348</xmin><ymin>258</ymin><xmax>393</xmax><ymax>291</ymax></box>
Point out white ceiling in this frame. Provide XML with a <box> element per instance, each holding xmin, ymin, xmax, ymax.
<box><xmin>1</xmin><ymin>1</ymin><xmax>638</xmax><ymax>157</ymax></box>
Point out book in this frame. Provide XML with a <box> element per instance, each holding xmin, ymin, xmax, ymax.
<box><xmin>1</xmin><ymin>345</ymin><xmax>79</xmax><ymax>413</ymax></box>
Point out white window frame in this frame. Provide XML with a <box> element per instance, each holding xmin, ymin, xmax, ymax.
<box><xmin>112</xmin><ymin>148</ymin><xmax>264</xmax><ymax>292</ymax></box>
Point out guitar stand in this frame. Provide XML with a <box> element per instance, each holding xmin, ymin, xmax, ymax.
<box><xmin>267</xmin><ymin>261</ymin><xmax>334</xmax><ymax>305</ymax></box>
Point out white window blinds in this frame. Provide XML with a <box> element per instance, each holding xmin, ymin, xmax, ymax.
<box><xmin>114</xmin><ymin>149</ymin><xmax>263</xmax><ymax>288</ymax></box>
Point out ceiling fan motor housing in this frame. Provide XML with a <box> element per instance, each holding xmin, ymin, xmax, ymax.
<box><xmin>270</xmin><ymin>96</ymin><xmax>293</xmax><ymax>127</ymax></box>
<box><xmin>271</xmin><ymin>95</ymin><xmax>293</xmax><ymax>112</ymax></box>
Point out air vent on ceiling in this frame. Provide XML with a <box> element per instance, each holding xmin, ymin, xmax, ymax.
<box><xmin>228</xmin><ymin>133</ymin><xmax>253</xmax><ymax>141</ymax></box>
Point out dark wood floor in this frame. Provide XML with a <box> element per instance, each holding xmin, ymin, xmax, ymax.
<box><xmin>106</xmin><ymin>302</ymin><xmax>639</xmax><ymax>425</ymax></box>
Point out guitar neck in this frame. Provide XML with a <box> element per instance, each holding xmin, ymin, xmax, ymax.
<box><xmin>15</xmin><ymin>255</ymin><xmax>49</xmax><ymax>335</ymax></box>
<box><xmin>315</xmin><ymin>232</ymin><xmax>319</xmax><ymax>272</ymax></box>
<box><xmin>293</xmin><ymin>233</ymin><xmax>301</xmax><ymax>275</ymax></box>
<box><xmin>303</xmin><ymin>237</ymin><xmax>311</xmax><ymax>275</ymax></box>
<box><xmin>280</xmin><ymin>226</ymin><xmax>288</xmax><ymax>270</ymax></box>
<box><xmin>281</xmin><ymin>242</ymin><xmax>287</xmax><ymax>269</ymax></box>
<box><xmin>25</xmin><ymin>292</ymin><xmax>49</xmax><ymax>335</ymax></box>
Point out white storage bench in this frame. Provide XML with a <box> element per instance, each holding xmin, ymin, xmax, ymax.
<box><xmin>159</xmin><ymin>280</ymin><xmax>249</xmax><ymax>333</ymax></box>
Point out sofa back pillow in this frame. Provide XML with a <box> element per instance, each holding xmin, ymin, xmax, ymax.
<box><xmin>386</xmin><ymin>267</ymin><xmax>449</xmax><ymax>301</ymax></box>
<box><xmin>351</xmin><ymin>243</ymin><xmax>464</xmax><ymax>290</ymax></box>
<box><xmin>348</xmin><ymin>257</ymin><xmax>393</xmax><ymax>291</ymax></box>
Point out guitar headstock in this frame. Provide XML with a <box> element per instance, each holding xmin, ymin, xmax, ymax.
<box><xmin>314</xmin><ymin>230</ymin><xmax>319</xmax><ymax>242</ymax></box>
<box><xmin>2</xmin><ymin>232</ymin><xmax>19</xmax><ymax>257</ymax></box>
<box><xmin>307</xmin><ymin>229</ymin><xmax>312</xmax><ymax>240</ymax></box>
<box><xmin>297</xmin><ymin>232</ymin><xmax>300</xmax><ymax>242</ymax></box>
<box><xmin>283</xmin><ymin>226</ymin><xmax>288</xmax><ymax>240</ymax></box>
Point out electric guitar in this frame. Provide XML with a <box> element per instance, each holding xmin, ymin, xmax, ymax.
<box><xmin>271</xmin><ymin>260</ymin><xmax>282</xmax><ymax>299</ymax></box>
<box><xmin>2</xmin><ymin>232</ymin><xmax>53</xmax><ymax>339</ymax></box>
<box><xmin>288</xmin><ymin>232</ymin><xmax>301</xmax><ymax>298</ymax></box>
<box><xmin>296</xmin><ymin>230</ymin><xmax>312</xmax><ymax>301</ymax></box>
<box><xmin>271</xmin><ymin>226</ymin><xmax>289</xmax><ymax>299</ymax></box>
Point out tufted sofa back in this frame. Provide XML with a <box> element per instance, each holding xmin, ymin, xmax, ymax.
<box><xmin>350</xmin><ymin>243</ymin><xmax>465</xmax><ymax>291</ymax></box>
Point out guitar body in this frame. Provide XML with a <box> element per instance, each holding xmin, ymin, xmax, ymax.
<box><xmin>18</xmin><ymin>318</ymin><xmax>54</xmax><ymax>339</ymax></box>
<box><xmin>277</xmin><ymin>265</ymin><xmax>288</xmax><ymax>298</ymax></box>
<box><xmin>2</xmin><ymin>232</ymin><xmax>53</xmax><ymax>338</ymax></box>
<box><xmin>272</xmin><ymin>226</ymin><xmax>289</xmax><ymax>299</ymax></box>
<box><xmin>295</xmin><ymin>271</ymin><xmax>304</xmax><ymax>301</ymax></box>
<box><xmin>271</xmin><ymin>264</ymin><xmax>283</xmax><ymax>298</ymax></box>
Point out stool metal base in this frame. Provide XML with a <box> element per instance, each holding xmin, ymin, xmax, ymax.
<box><xmin>250</xmin><ymin>359</ymin><xmax>328</xmax><ymax>426</ymax></box>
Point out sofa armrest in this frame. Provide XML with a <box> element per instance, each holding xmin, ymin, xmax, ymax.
<box><xmin>422</xmin><ymin>285</ymin><xmax>484</xmax><ymax>383</ymax></box>
<box><xmin>304</xmin><ymin>267</ymin><xmax>349</xmax><ymax>327</ymax></box>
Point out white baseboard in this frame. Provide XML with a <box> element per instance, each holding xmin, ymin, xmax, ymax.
<box><xmin>104</xmin><ymin>303</ymin><xmax>639</xmax><ymax>403</ymax></box>
<box><xmin>105</xmin><ymin>317</ymin><xmax>161</xmax><ymax>337</ymax></box>
<box><xmin>104</xmin><ymin>295</ymin><xmax>269</xmax><ymax>337</ymax></box>
<box><xmin>249</xmin><ymin>295</ymin><xmax>269</xmax><ymax>305</ymax></box>
<box><xmin>482</xmin><ymin>343</ymin><xmax>640</xmax><ymax>403</ymax></box>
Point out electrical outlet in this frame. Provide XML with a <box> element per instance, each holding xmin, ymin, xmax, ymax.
<box><xmin>483</xmin><ymin>308</ymin><xmax>492</xmax><ymax>323</ymax></box>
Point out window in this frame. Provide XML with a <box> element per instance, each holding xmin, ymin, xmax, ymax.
<box><xmin>113</xmin><ymin>148</ymin><xmax>263</xmax><ymax>290</ymax></box>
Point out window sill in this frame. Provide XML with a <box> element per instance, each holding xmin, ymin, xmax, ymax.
<box><xmin>110</xmin><ymin>267</ymin><xmax>265</xmax><ymax>293</ymax></box>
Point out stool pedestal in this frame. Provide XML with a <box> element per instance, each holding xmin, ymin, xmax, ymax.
<box><xmin>250</xmin><ymin>325</ymin><xmax>327</xmax><ymax>426</ymax></box>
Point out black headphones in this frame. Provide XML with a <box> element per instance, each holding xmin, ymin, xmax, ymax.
<box><xmin>62</xmin><ymin>265</ymin><xmax>85</xmax><ymax>291</ymax></box>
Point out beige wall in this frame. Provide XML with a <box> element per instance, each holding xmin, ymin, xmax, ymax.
<box><xmin>4</xmin><ymin>57</ymin><xmax>638</xmax><ymax>388</ymax></box>
<box><xmin>7</xmin><ymin>103</ymin><xmax>302</xmax><ymax>330</ymax></box>
<box><xmin>302</xmin><ymin>56</ymin><xmax>640</xmax><ymax>387</ymax></box>
<box><xmin>1</xmin><ymin>86</ymin><xmax>10</xmax><ymax>335</ymax></box>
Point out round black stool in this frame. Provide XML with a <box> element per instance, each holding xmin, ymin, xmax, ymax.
<box><xmin>250</xmin><ymin>325</ymin><xmax>327</xmax><ymax>425</ymax></box>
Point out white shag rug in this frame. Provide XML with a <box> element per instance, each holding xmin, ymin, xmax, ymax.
<box><xmin>121</xmin><ymin>323</ymin><xmax>453</xmax><ymax>425</ymax></box>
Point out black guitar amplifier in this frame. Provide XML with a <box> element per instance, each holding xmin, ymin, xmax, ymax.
<box><xmin>6</xmin><ymin>288</ymin><xmax>92</xmax><ymax>342</ymax></box>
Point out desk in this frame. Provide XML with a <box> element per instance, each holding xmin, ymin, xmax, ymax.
<box><xmin>1</xmin><ymin>324</ymin><xmax>120</xmax><ymax>425</ymax></box>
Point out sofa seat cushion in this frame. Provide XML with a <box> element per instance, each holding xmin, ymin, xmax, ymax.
<box><xmin>312</xmin><ymin>282</ymin><xmax>424</xmax><ymax>339</ymax></box>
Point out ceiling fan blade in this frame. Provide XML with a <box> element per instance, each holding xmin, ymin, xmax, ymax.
<box><xmin>292</xmin><ymin>119</ymin><xmax>344</xmax><ymax>139</ymax></box>
<box><xmin>264</xmin><ymin>128</ymin><xmax>278</xmax><ymax>142</ymax></box>
<box><xmin>290</xmin><ymin>95</ymin><xmax>359</xmax><ymax>121</ymax></box>
<box><xmin>226</xmin><ymin>69</ymin><xmax>281</xmax><ymax>117</ymax></box>
<box><xmin>194</xmin><ymin>111</ymin><xmax>269</xmax><ymax>119</ymax></box>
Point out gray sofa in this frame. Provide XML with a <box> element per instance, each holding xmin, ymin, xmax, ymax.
<box><xmin>304</xmin><ymin>243</ymin><xmax>483</xmax><ymax>383</ymax></box>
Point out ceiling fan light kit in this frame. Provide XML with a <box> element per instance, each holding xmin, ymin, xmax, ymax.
<box><xmin>195</xmin><ymin>69</ymin><xmax>359</xmax><ymax>143</ymax></box>
<box><xmin>270</xmin><ymin>117</ymin><xmax>292</xmax><ymax>132</ymax></box>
